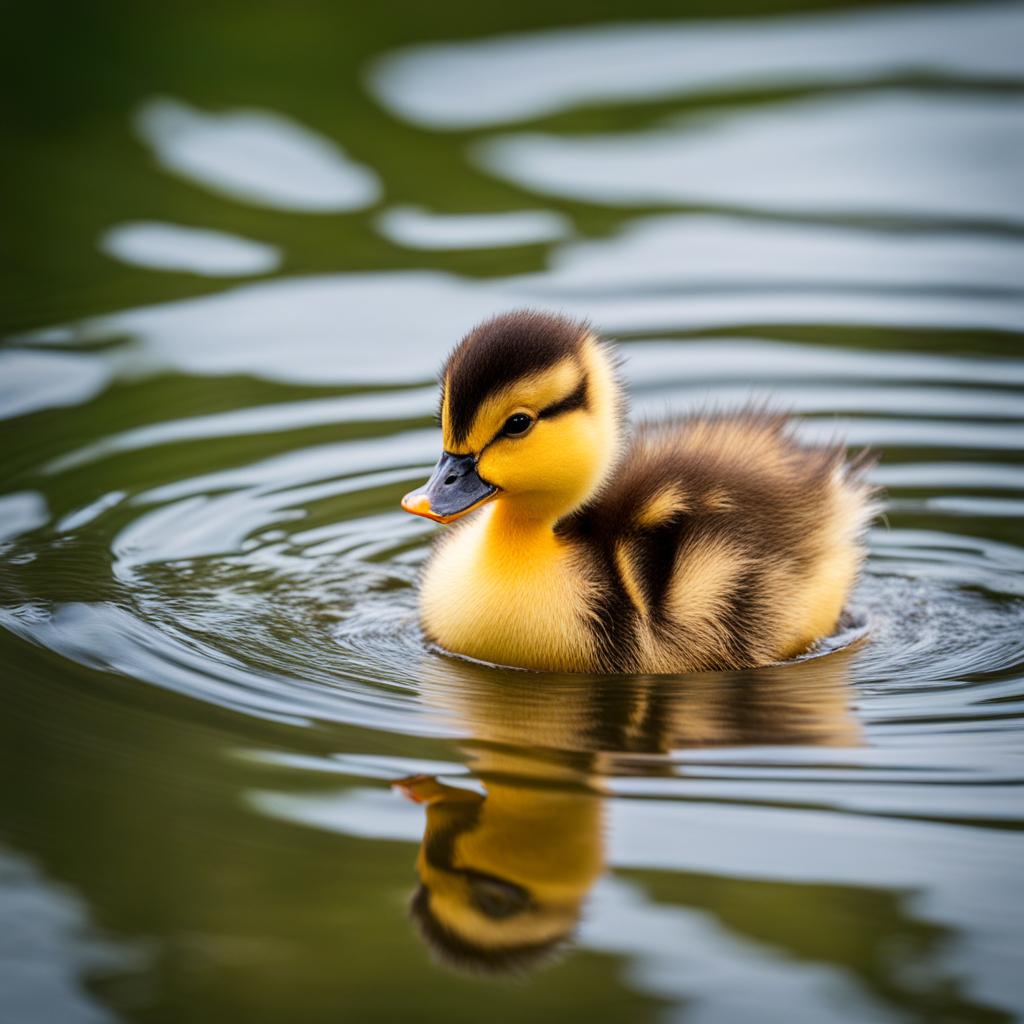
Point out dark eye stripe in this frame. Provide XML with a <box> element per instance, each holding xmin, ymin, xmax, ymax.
<box><xmin>478</xmin><ymin>374</ymin><xmax>591</xmax><ymax>453</ymax></box>
<box><xmin>539</xmin><ymin>375</ymin><xmax>588</xmax><ymax>420</ymax></box>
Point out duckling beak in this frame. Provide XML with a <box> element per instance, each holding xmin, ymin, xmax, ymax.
<box><xmin>401</xmin><ymin>452</ymin><xmax>499</xmax><ymax>524</ymax></box>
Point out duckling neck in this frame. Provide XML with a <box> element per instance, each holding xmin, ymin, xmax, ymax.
<box><xmin>424</xmin><ymin>497</ymin><xmax>593</xmax><ymax>671</ymax></box>
<box><xmin>482</xmin><ymin>498</ymin><xmax>564</xmax><ymax>547</ymax></box>
<box><xmin>477</xmin><ymin>500</ymin><xmax>571</xmax><ymax>594</ymax></box>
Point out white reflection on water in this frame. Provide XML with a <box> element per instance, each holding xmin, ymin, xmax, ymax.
<box><xmin>583</xmin><ymin>879</ymin><xmax>902</xmax><ymax>1024</ymax></box>
<box><xmin>18</xmin><ymin>249</ymin><xmax>1024</xmax><ymax>391</ymax></box>
<box><xmin>135</xmin><ymin>97</ymin><xmax>381</xmax><ymax>212</ymax></box>
<box><xmin>368</xmin><ymin>0</ymin><xmax>1024</xmax><ymax>128</ymax></box>
<box><xmin>56</xmin><ymin>491</ymin><xmax>128</xmax><ymax>534</ymax></box>
<box><xmin>477</xmin><ymin>93</ymin><xmax>1024</xmax><ymax>222</ymax></box>
<box><xmin>0</xmin><ymin>847</ymin><xmax>136</xmax><ymax>1024</ymax></box>
<box><xmin>99</xmin><ymin>221</ymin><xmax>281</xmax><ymax>276</ymax></box>
<box><xmin>0</xmin><ymin>492</ymin><xmax>48</xmax><ymax>544</ymax></box>
<box><xmin>123</xmin><ymin>431</ymin><xmax>432</xmax><ymax>505</ymax></box>
<box><xmin>375</xmin><ymin>205</ymin><xmax>570</xmax><ymax>250</ymax></box>
<box><xmin>33</xmin><ymin>272</ymin><xmax>502</xmax><ymax>385</ymax></box>
<box><xmin>544</xmin><ymin>215</ymin><xmax>1024</xmax><ymax>294</ymax></box>
<box><xmin>621</xmin><ymin>339</ymin><xmax>1024</xmax><ymax>389</ymax></box>
<box><xmin>0</xmin><ymin>350</ymin><xmax>111</xmax><ymax>421</ymax></box>
<box><xmin>606</xmin><ymin>802</ymin><xmax>1024</xmax><ymax>1019</ymax></box>
<box><xmin>44</xmin><ymin>389</ymin><xmax>436</xmax><ymax>473</ymax></box>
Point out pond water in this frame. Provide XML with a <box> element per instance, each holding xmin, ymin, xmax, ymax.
<box><xmin>2</xmin><ymin>1</ymin><xmax>1023</xmax><ymax>1021</ymax></box>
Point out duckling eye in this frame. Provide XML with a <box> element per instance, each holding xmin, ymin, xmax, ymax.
<box><xmin>502</xmin><ymin>413</ymin><xmax>533</xmax><ymax>437</ymax></box>
<box><xmin>468</xmin><ymin>876</ymin><xmax>531</xmax><ymax>919</ymax></box>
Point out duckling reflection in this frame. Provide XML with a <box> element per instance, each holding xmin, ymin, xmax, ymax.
<box><xmin>398</xmin><ymin>752</ymin><xmax>602</xmax><ymax>976</ymax></box>
<box><xmin>397</xmin><ymin>634</ymin><xmax>863</xmax><ymax>977</ymax></box>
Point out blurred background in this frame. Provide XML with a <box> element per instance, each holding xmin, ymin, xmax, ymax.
<box><xmin>1</xmin><ymin>1</ymin><xmax>1023</xmax><ymax>1022</ymax></box>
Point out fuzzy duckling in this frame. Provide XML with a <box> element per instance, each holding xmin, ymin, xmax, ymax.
<box><xmin>402</xmin><ymin>311</ymin><xmax>877</xmax><ymax>673</ymax></box>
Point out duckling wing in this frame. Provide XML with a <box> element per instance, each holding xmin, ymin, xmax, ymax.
<box><xmin>556</xmin><ymin>410</ymin><xmax>879</xmax><ymax>672</ymax></box>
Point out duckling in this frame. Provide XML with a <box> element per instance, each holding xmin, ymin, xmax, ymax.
<box><xmin>402</xmin><ymin>310</ymin><xmax>878</xmax><ymax>673</ymax></box>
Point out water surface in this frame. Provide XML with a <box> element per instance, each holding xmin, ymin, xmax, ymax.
<box><xmin>2</xmin><ymin>1</ymin><xmax>1023</xmax><ymax>1021</ymax></box>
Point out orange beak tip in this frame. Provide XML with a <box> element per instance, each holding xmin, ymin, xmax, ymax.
<box><xmin>392</xmin><ymin>773</ymin><xmax>432</xmax><ymax>803</ymax></box>
<box><xmin>401</xmin><ymin>492</ymin><xmax>433</xmax><ymax>516</ymax></box>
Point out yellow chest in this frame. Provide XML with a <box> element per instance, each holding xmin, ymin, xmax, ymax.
<box><xmin>419</xmin><ymin>510</ymin><xmax>596</xmax><ymax>672</ymax></box>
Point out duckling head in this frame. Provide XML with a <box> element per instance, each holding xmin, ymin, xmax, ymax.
<box><xmin>402</xmin><ymin>310</ymin><xmax>623</xmax><ymax>525</ymax></box>
<box><xmin>399</xmin><ymin>772</ymin><xmax>602</xmax><ymax>977</ymax></box>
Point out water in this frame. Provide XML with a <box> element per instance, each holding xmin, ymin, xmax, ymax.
<box><xmin>2</xmin><ymin>1</ymin><xmax>1023</xmax><ymax>1021</ymax></box>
